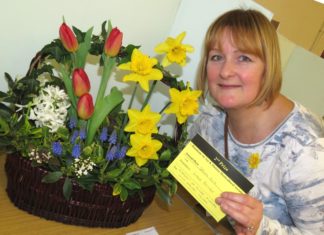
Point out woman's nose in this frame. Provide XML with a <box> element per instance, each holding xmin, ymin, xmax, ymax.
<box><xmin>220</xmin><ymin>60</ymin><xmax>235</xmax><ymax>78</ymax></box>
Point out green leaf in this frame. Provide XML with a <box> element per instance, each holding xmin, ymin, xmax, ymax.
<box><xmin>100</xmin><ymin>20</ymin><xmax>108</xmax><ymax>40</ymax></box>
<box><xmin>120</xmin><ymin>186</ymin><xmax>128</xmax><ymax>201</ymax></box>
<box><xmin>94</xmin><ymin>56</ymin><xmax>116</xmax><ymax>107</ymax></box>
<box><xmin>0</xmin><ymin>117</ymin><xmax>9</xmax><ymax>136</ymax></box>
<box><xmin>41</xmin><ymin>171</ymin><xmax>63</xmax><ymax>183</ymax></box>
<box><xmin>82</xmin><ymin>145</ymin><xmax>93</xmax><ymax>156</ymax></box>
<box><xmin>0</xmin><ymin>103</ymin><xmax>14</xmax><ymax>116</ymax></box>
<box><xmin>30</xmin><ymin>127</ymin><xmax>44</xmax><ymax>138</ymax></box>
<box><xmin>171</xmin><ymin>181</ymin><xmax>178</xmax><ymax>196</ymax></box>
<box><xmin>77</xmin><ymin>175</ymin><xmax>96</xmax><ymax>191</ymax></box>
<box><xmin>160</xmin><ymin>169</ymin><xmax>170</xmax><ymax>178</ymax></box>
<box><xmin>41</xmin><ymin>40</ymin><xmax>70</xmax><ymax>63</ymax></box>
<box><xmin>94</xmin><ymin>144</ymin><xmax>104</xmax><ymax>160</ymax></box>
<box><xmin>0</xmin><ymin>91</ymin><xmax>8</xmax><ymax>99</ymax></box>
<box><xmin>107</xmin><ymin>20</ymin><xmax>112</xmax><ymax>35</ymax></box>
<box><xmin>72</xmin><ymin>26</ymin><xmax>85</xmax><ymax>42</ymax></box>
<box><xmin>47</xmin><ymin>157</ymin><xmax>61</xmax><ymax>169</ymax></box>
<box><xmin>86</xmin><ymin>87</ymin><xmax>124</xmax><ymax>145</ymax></box>
<box><xmin>113</xmin><ymin>183</ymin><xmax>122</xmax><ymax>196</ymax></box>
<box><xmin>106</xmin><ymin>166</ymin><xmax>126</xmax><ymax>179</ymax></box>
<box><xmin>56</xmin><ymin>127</ymin><xmax>70</xmax><ymax>141</ymax></box>
<box><xmin>122</xmin><ymin>179</ymin><xmax>141</xmax><ymax>190</ymax></box>
<box><xmin>4</xmin><ymin>72</ymin><xmax>14</xmax><ymax>89</ymax></box>
<box><xmin>156</xmin><ymin>184</ymin><xmax>172</xmax><ymax>205</ymax></box>
<box><xmin>159</xmin><ymin>149</ymin><xmax>171</xmax><ymax>161</ymax></box>
<box><xmin>121</xmin><ymin>167</ymin><xmax>135</xmax><ymax>180</ymax></box>
<box><xmin>60</xmin><ymin>66</ymin><xmax>77</xmax><ymax>109</ymax></box>
<box><xmin>139</xmin><ymin>167</ymin><xmax>149</xmax><ymax>176</ymax></box>
<box><xmin>75</xmin><ymin>27</ymin><xmax>93</xmax><ymax>68</ymax></box>
<box><xmin>63</xmin><ymin>177</ymin><xmax>72</xmax><ymax>200</ymax></box>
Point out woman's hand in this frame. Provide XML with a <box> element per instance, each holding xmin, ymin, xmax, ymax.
<box><xmin>216</xmin><ymin>192</ymin><xmax>263</xmax><ymax>235</ymax></box>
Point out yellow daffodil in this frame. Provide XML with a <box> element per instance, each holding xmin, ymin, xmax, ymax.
<box><xmin>154</xmin><ymin>32</ymin><xmax>194</xmax><ymax>67</ymax></box>
<box><xmin>164</xmin><ymin>86</ymin><xmax>201</xmax><ymax>124</ymax></box>
<box><xmin>124</xmin><ymin>105</ymin><xmax>161</xmax><ymax>135</ymax></box>
<box><xmin>126</xmin><ymin>134</ymin><xmax>162</xmax><ymax>167</ymax></box>
<box><xmin>248</xmin><ymin>153</ymin><xmax>261</xmax><ymax>169</ymax></box>
<box><xmin>118</xmin><ymin>49</ymin><xmax>163</xmax><ymax>92</ymax></box>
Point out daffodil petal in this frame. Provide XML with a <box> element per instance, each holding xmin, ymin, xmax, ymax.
<box><xmin>184</xmin><ymin>44</ymin><xmax>194</xmax><ymax>52</ymax></box>
<box><xmin>164</xmin><ymin>104</ymin><xmax>178</xmax><ymax>114</ymax></box>
<box><xmin>126</xmin><ymin>148</ymin><xmax>137</xmax><ymax>157</ymax></box>
<box><xmin>147</xmin><ymin>69</ymin><xmax>163</xmax><ymax>80</ymax></box>
<box><xmin>135</xmin><ymin>157</ymin><xmax>148</xmax><ymax>167</ymax></box>
<box><xmin>176</xmin><ymin>32</ymin><xmax>186</xmax><ymax>43</ymax></box>
<box><xmin>151</xmin><ymin>139</ymin><xmax>162</xmax><ymax>152</ymax></box>
<box><xmin>176</xmin><ymin>114</ymin><xmax>187</xmax><ymax>124</ymax></box>
<box><xmin>138</xmin><ymin>79</ymin><xmax>150</xmax><ymax>92</ymax></box>
<box><xmin>118</xmin><ymin>62</ymin><xmax>131</xmax><ymax>70</ymax></box>
<box><xmin>154</xmin><ymin>42</ymin><xmax>169</xmax><ymax>53</ymax></box>
<box><xmin>122</xmin><ymin>73</ymin><xmax>138</xmax><ymax>82</ymax></box>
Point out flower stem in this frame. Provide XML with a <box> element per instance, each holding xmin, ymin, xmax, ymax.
<box><xmin>118</xmin><ymin>83</ymin><xmax>138</xmax><ymax>145</ymax></box>
<box><xmin>141</xmin><ymin>80</ymin><xmax>157</xmax><ymax>111</ymax></box>
<box><xmin>71</xmin><ymin>53</ymin><xmax>77</xmax><ymax>68</ymax></box>
<box><xmin>159</xmin><ymin>101</ymin><xmax>171</xmax><ymax>114</ymax></box>
<box><xmin>128</xmin><ymin>83</ymin><xmax>138</xmax><ymax>110</ymax></box>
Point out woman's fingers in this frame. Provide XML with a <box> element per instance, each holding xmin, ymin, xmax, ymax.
<box><xmin>216</xmin><ymin>192</ymin><xmax>263</xmax><ymax>234</ymax></box>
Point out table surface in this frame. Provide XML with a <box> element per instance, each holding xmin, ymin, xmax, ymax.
<box><xmin>0</xmin><ymin>154</ymin><xmax>233</xmax><ymax>235</ymax></box>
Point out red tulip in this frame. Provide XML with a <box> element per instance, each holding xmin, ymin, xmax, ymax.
<box><xmin>77</xmin><ymin>93</ymin><xmax>94</xmax><ymax>120</ymax></box>
<box><xmin>104</xmin><ymin>27</ymin><xmax>123</xmax><ymax>57</ymax></box>
<box><xmin>59</xmin><ymin>22</ymin><xmax>78</xmax><ymax>52</ymax></box>
<box><xmin>72</xmin><ymin>68</ymin><xmax>90</xmax><ymax>97</ymax></box>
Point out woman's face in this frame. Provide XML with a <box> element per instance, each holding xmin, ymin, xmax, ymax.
<box><xmin>207</xmin><ymin>30</ymin><xmax>265</xmax><ymax>110</ymax></box>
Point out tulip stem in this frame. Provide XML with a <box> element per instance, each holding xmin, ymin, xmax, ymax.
<box><xmin>71</xmin><ymin>53</ymin><xmax>77</xmax><ymax>68</ymax></box>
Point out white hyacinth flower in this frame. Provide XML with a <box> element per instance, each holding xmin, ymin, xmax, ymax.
<box><xmin>29</xmin><ymin>85</ymin><xmax>70</xmax><ymax>132</ymax></box>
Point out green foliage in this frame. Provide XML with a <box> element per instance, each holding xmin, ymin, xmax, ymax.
<box><xmin>63</xmin><ymin>177</ymin><xmax>72</xmax><ymax>200</ymax></box>
<box><xmin>0</xmin><ymin>20</ymin><xmax>194</xmax><ymax>205</ymax></box>
<box><xmin>42</xmin><ymin>171</ymin><xmax>63</xmax><ymax>183</ymax></box>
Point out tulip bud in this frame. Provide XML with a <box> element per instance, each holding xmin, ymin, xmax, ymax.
<box><xmin>59</xmin><ymin>22</ymin><xmax>78</xmax><ymax>52</ymax></box>
<box><xmin>104</xmin><ymin>27</ymin><xmax>123</xmax><ymax>57</ymax></box>
<box><xmin>72</xmin><ymin>68</ymin><xmax>91</xmax><ymax>97</ymax></box>
<box><xmin>77</xmin><ymin>93</ymin><xmax>94</xmax><ymax>120</ymax></box>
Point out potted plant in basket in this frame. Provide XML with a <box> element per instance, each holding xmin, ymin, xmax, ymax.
<box><xmin>0</xmin><ymin>19</ymin><xmax>201</xmax><ymax>227</ymax></box>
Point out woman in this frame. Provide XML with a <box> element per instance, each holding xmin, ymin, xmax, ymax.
<box><xmin>189</xmin><ymin>9</ymin><xmax>324</xmax><ymax>234</ymax></box>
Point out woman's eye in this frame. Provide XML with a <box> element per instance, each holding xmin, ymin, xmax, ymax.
<box><xmin>210</xmin><ymin>54</ymin><xmax>223</xmax><ymax>61</ymax></box>
<box><xmin>238</xmin><ymin>55</ymin><xmax>252</xmax><ymax>62</ymax></box>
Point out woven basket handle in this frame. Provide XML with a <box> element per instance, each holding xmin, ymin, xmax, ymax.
<box><xmin>26</xmin><ymin>51</ymin><xmax>44</xmax><ymax>76</ymax></box>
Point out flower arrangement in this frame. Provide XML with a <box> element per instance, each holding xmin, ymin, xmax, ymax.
<box><xmin>0</xmin><ymin>20</ymin><xmax>201</xmax><ymax>204</ymax></box>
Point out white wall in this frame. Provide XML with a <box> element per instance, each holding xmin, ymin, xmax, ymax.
<box><xmin>281</xmin><ymin>46</ymin><xmax>324</xmax><ymax>117</ymax></box>
<box><xmin>2</xmin><ymin>0</ymin><xmax>322</xmax><ymax>119</ymax></box>
<box><xmin>0</xmin><ymin>0</ymin><xmax>181</xmax><ymax>92</ymax></box>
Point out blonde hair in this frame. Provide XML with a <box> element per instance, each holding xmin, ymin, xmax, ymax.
<box><xmin>197</xmin><ymin>9</ymin><xmax>282</xmax><ymax>107</ymax></box>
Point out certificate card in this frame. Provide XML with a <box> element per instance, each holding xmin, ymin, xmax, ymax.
<box><xmin>167</xmin><ymin>134</ymin><xmax>253</xmax><ymax>222</ymax></box>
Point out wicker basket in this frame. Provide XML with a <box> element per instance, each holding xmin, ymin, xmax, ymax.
<box><xmin>5</xmin><ymin>153</ymin><xmax>156</xmax><ymax>227</ymax></box>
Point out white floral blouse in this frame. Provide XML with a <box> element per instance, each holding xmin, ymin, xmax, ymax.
<box><xmin>189</xmin><ymin>101</ymin><xmax>324</xmax><ymax>234</ymax></box>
